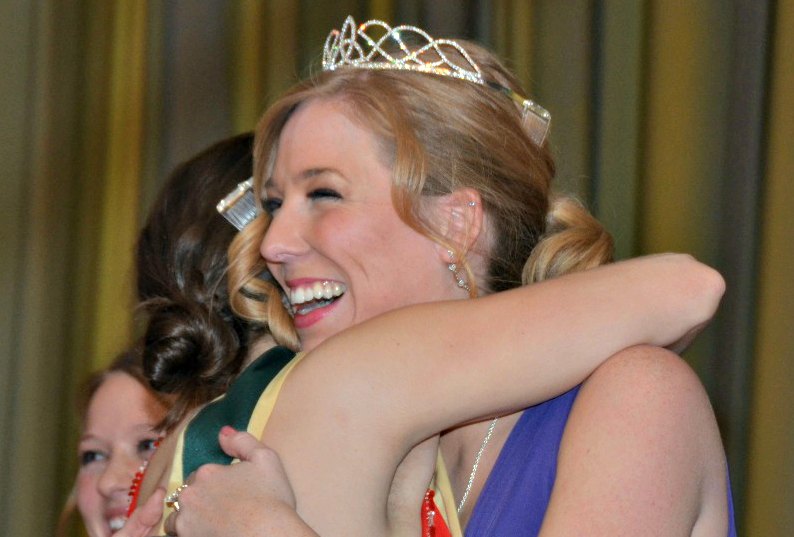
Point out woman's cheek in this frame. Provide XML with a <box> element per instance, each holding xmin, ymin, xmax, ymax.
<box><xmin>76</xmin><ymin>470</ymin><xmax>105</xmax><ymax>537</ymax></box>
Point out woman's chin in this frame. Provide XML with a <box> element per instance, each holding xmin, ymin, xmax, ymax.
<box><xmin>85</xmin><ymin>520</ymin><xmax>111</xmax><ymax>537</ymax></box>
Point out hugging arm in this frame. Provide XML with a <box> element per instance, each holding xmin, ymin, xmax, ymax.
<box><xmin>164</xmin><ymin>254</ymin><xmax>724</xmax><ymax>536</ymax></box>
<box><xmin>112</xmin><ymin>489</ymin><xmax>165</xmax><ymax>537</ymax></box>
<box><xmin>257</xmin><ymin>253</ymin><xmax>723</xmax><ymax>534</ymax></box>
<box><xmin>290</xmin><ymin>253</ymin><xmax>724</xmax><ymax>445</ymax></box>
<box><xmin>162</xmin><ymin>429</ymin><xmax>318</xmax><ymax>537</ymax></box>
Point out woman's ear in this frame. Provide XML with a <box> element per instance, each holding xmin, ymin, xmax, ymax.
<box><xmin>432</xmin><ymin>188</ymin><xmax>483</xmax><ymax>261</ymax></box>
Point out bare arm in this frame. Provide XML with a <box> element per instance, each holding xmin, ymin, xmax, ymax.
<box><xmin>280</xmin><ymin>253</ymin><xmax>724</xmax><ymax>447</ymax></box>
<box><xmin>111</xmin><ymin>489</ymin><xmax>165</xmax><ymax>537</ymax></box>
<box><xmin>165</xmin><ymin>254</ymin><xmax>724</xmax><ymax>536</ymax></box>
<box><xmin>261</xmin><ymin>253</ymin><xmax>723</xmax><ymax>534</ymax></box>
<box><xmin>163</xmin><ymin>429</ymin><xmax>319</xmax><ymax>537</ymax></box>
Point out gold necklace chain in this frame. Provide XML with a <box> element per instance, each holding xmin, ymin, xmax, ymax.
<box><xmin>456</xmin><ymin>417</ymin><xmax>499</xmax><ymax>514</ymax></box>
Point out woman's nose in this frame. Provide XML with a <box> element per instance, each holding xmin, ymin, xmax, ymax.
<box><xmin>260</xmin><ymin>207</ymin><xmax>308</xmax><ymax>264</ymax></box>
<box><xmin>96</xmin><ymin>451</ymin><xmax>136</xmax><ymax>499</ymax></box>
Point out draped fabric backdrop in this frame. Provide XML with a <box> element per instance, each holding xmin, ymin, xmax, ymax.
<box><xmin>1</xmin><ymin>1</ymin><xmax>791</xmax><ymax>535</ymax></box>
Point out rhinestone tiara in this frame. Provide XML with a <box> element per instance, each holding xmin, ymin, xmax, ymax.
<box><xmin>322</xmin><ymin>16</ymin><xmax>551</xmax><ymax>145</ymax></box>
<box><xmin>323</xmin><ymin>16</ymin><xmax>485</xmax><ymax>83</ymax></box>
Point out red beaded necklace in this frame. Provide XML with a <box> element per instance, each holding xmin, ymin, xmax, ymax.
<box><xmin>125</xmin><ymin>437</ymin><xmax>163</xmax><ymax>518</ymax></box>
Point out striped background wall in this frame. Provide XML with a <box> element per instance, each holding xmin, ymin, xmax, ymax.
<box><xmin>1</xmin><ymin>1</ymin><xmax>791</xmax><ymax>535</ymax></box>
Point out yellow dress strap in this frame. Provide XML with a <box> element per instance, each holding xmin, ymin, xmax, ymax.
<box><xmin>160</xmin><ymin>351</ymin><xmax>306</xmax><ymax>531</ymax></box>
<box><xmin>159</xmin><ymin>417</ymin><xmax>192</xmax><ymax>535</ymax></box>
<box><xmin>246</xmin><ymin>351</ymin><xmax>306</xmax><ymax>440</ymax></box>
<box><xmin>434</xmin><ymin>451</ymin><xmax>463</xmax><ymax>537</ymax></box>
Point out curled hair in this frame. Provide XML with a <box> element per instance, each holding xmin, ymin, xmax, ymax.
<box><xmin>231</xmin><ymin>40</ymin><xmax>613</xmax><ymax>329</ymax></box>
<box><xmin>524</xmin><ymin>196</ymin><xmax>614</xmax><ymax>283</ymax></box>
<box><xmin>227</xmin><ymin>213</ymin><xmax>299</xmax><ymax>349</ymax></box>
<box><xmin>136</xmin><ymin>133</ymin><xmax>267</xmax><ymax>430</ymax></box>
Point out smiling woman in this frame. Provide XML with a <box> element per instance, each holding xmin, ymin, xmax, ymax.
<box><xmin>57</xmin><ymin>349</ymin><xmax>169</xmax><ymax>537</ymax></box>
<box><xmin>261</xmin><ymin>98</ymin><xmax>452</xmax><ymax>351</ymax></box>
<box><xmin>122</xmin><ymin>17</ymin><xmax>733</xmax><ymax>537</ymax></box>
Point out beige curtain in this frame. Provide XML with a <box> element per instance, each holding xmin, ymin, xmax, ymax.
<box><xmin>1</xmin><ymin>1</ymin><xmax>791</xmax><ymax>535</ymax></box>
<box><xmin>746</xmin><ymin>0</ymin><xmax>794</xmax><ymax>533</ymax></box>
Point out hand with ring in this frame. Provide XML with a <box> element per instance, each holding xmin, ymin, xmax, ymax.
<box><xmin>162</xmin><ymin>426</ymin><xmax>318</xmax><ymax>536</ymax></box>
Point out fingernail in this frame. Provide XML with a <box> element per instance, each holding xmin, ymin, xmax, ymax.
<box><xmin>220</xmin><ymin>425</ymin><xmax>236</xmax><ymax>437</ymax></box>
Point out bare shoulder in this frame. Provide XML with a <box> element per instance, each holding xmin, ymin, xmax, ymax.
<box><xmin>566</xmin><ymin>345</ymin><xmax>723</xmax><ymax>457</ymax></box>
<box><xmin>579</xmin><ymin>344</ymin><xmax>714</xmax><ymax>419</ymax></box>
<box><xmin>540</xmin><ymin>345</ymin><xmax>730</xmax><ymax>536</ymax></box>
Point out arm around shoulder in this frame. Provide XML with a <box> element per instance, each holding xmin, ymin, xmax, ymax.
<box><xmin>648</xmin><ymin>254</ymin><xmax>725</xmax><ymax>354</ymax></box>
<box><xmin>282</xmin><ymin>253</ymin><xmax>726</xmax><ymax>454</ymax></box>
<box><xmin>539</xmin><ymin>345</ymin><xmax>730</xmax><ymax>537</ymax></box>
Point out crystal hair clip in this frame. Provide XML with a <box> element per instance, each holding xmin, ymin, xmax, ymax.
<box><xmin>216</xmin><ymin>177</ymin><xmax>259</xmax><ymax>231</ymax></box>
<box><xmin>322</xmin><ymin>16</ymin><xmax>551</xmax><ymax>146</ymax></box>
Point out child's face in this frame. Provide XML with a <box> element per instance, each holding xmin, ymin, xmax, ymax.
<box><xmin>76</xmin><ymin>372</ymin><xmax>166</xmax><ymax>536</ymax></box>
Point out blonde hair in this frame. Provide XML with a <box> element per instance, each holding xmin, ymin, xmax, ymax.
<box><xmin>228</xmin><ymin>213</ymin><xmax>300</xmax><ymax>349</ymax></box>
<box><xmin>230</xmin><ymin>41</ymin><xmax>612</xmax><ymax>335</ymax></box>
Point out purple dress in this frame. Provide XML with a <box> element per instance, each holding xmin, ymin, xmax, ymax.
<box><xmin>464</xmin><ymin>386</ymin><xmax>737</xmax><ymax>536</ymax></box>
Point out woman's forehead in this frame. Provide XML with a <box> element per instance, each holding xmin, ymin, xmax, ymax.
<box><xmin>84</xmin><ymin>372</ymin><xmax>163</xmax><ymax>432</ymax></box>
<box><xmin>270</xmin><ymin>99</ymin><xmax>385</xmax><ymax>185</ymax></box>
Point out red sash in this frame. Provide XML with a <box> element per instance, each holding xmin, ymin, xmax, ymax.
<box><xmin>422</xmin><ymin>489</ymin><xmax>453</xmax><ymax>537</ymax></box>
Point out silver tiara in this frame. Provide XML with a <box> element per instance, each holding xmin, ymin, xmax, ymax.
<box><xmin>322</xmin><ymin>16</ymin><xmax>551</xmax><ymax>146</ymax></box>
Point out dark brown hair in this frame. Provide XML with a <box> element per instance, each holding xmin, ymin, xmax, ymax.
<box><xmin>136</xmin><ymin>132</ymin><xmax>266</xmax><ymax>430</ymax></box>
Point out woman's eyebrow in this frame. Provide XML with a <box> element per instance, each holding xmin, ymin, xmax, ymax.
<box><xmin>265</xmin><ymin>167</ymin><xmax>343</xmax><ymax>189</ymax></box>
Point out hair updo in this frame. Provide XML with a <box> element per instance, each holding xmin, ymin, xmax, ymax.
<box><xmin>230</xmin><ymin>40</ymin><xmax>612</xmax><ymax>339</ymax></box>
<box><xmin>136</xmin><ymin>133</ymin><xmax>267</xmax><ymax>430</ymax></box>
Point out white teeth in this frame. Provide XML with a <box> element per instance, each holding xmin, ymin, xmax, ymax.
<box><xmin>322</xmin><ymin>284</ymin><xmax>334</xmax><ymax>299</ymax></box>
<box><xmin>313</xmin><ymin>281</ymin><xmax>324</xmax><ymax>299</ymax></box>
<box><xmin>289</xmin><ymin>281</ymin><xmax>346</xmax><ymax>305</ymax></box>
<box><xmin>109</xmin><ymin>517</ymin><xmax>126</xmax><ymax>531</ymax></box>
<box><xmin>293</xmin><ymin>287</ymin><xmax>306</xmax><ymax>304</ymax></box>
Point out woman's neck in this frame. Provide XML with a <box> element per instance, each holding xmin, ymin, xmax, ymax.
<box><xmin>243</xmin><ymin>334</ymin><xmax>279</xmax><ymax>367</ymax></box>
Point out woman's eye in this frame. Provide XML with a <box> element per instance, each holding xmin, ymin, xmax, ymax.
<box><xmin>138</xmin><ymin>437</ymin><xmax>160</xmax><ymax>457</ymax></box>
<box><xmin>263</xmin><ymin>198</ymin><xmax>282</xmax><ymax>214</ymax></box>
<box><xmin>79</xmin><ymin>450</ymin><xmax>107</xmax><ymax>466</ymax></box>
<box><xmin>308</xmin><ymin>188</ymin><xmax>341</xmax><ymax>200</ymax></box>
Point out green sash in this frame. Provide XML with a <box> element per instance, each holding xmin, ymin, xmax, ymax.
<box><xmin>182</xmin><ymin>345</ymin><xmax>295</xmax><ymax>477</ymax></box>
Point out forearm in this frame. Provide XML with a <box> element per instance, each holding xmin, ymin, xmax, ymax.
<box><xmin>242</xmin><ymin>501</ymin><xmax>320</xmax><ymax>537</ymax></box>
<box><xmin>444</xmin><ymin>253</ymin><xmax>724</xmax><ymax>410</ymax></box>
<box><xmin>522</xmin><ymin>252</ymin><xmax>725</xmax><ymax>349</ymax></box>
<box><xmin>293</xmin><ymin>254</ymin><xmax>725</xmax><ymax>452</ymax></box>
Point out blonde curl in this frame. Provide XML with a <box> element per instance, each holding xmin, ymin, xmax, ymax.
<box><xmin>523</xmin><ymin>196</ymin><xmax>614</xmax><ymax>284</ymax></box>
<box><xmin>227</xmin><ymin>214</ymin><xmax>299</xmax><ymax>350</ymax></box>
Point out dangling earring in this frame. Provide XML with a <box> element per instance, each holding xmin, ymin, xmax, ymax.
<box><xmin>447</xmin><ymin>250</ymin><xmax>470</xmax><ymax>292</ymax></box>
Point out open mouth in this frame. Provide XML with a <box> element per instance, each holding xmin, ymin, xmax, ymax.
<box><xmin>288</xmin><ymin>281</ymin><xmax>346</xmax><ymax>316</ymax></box>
